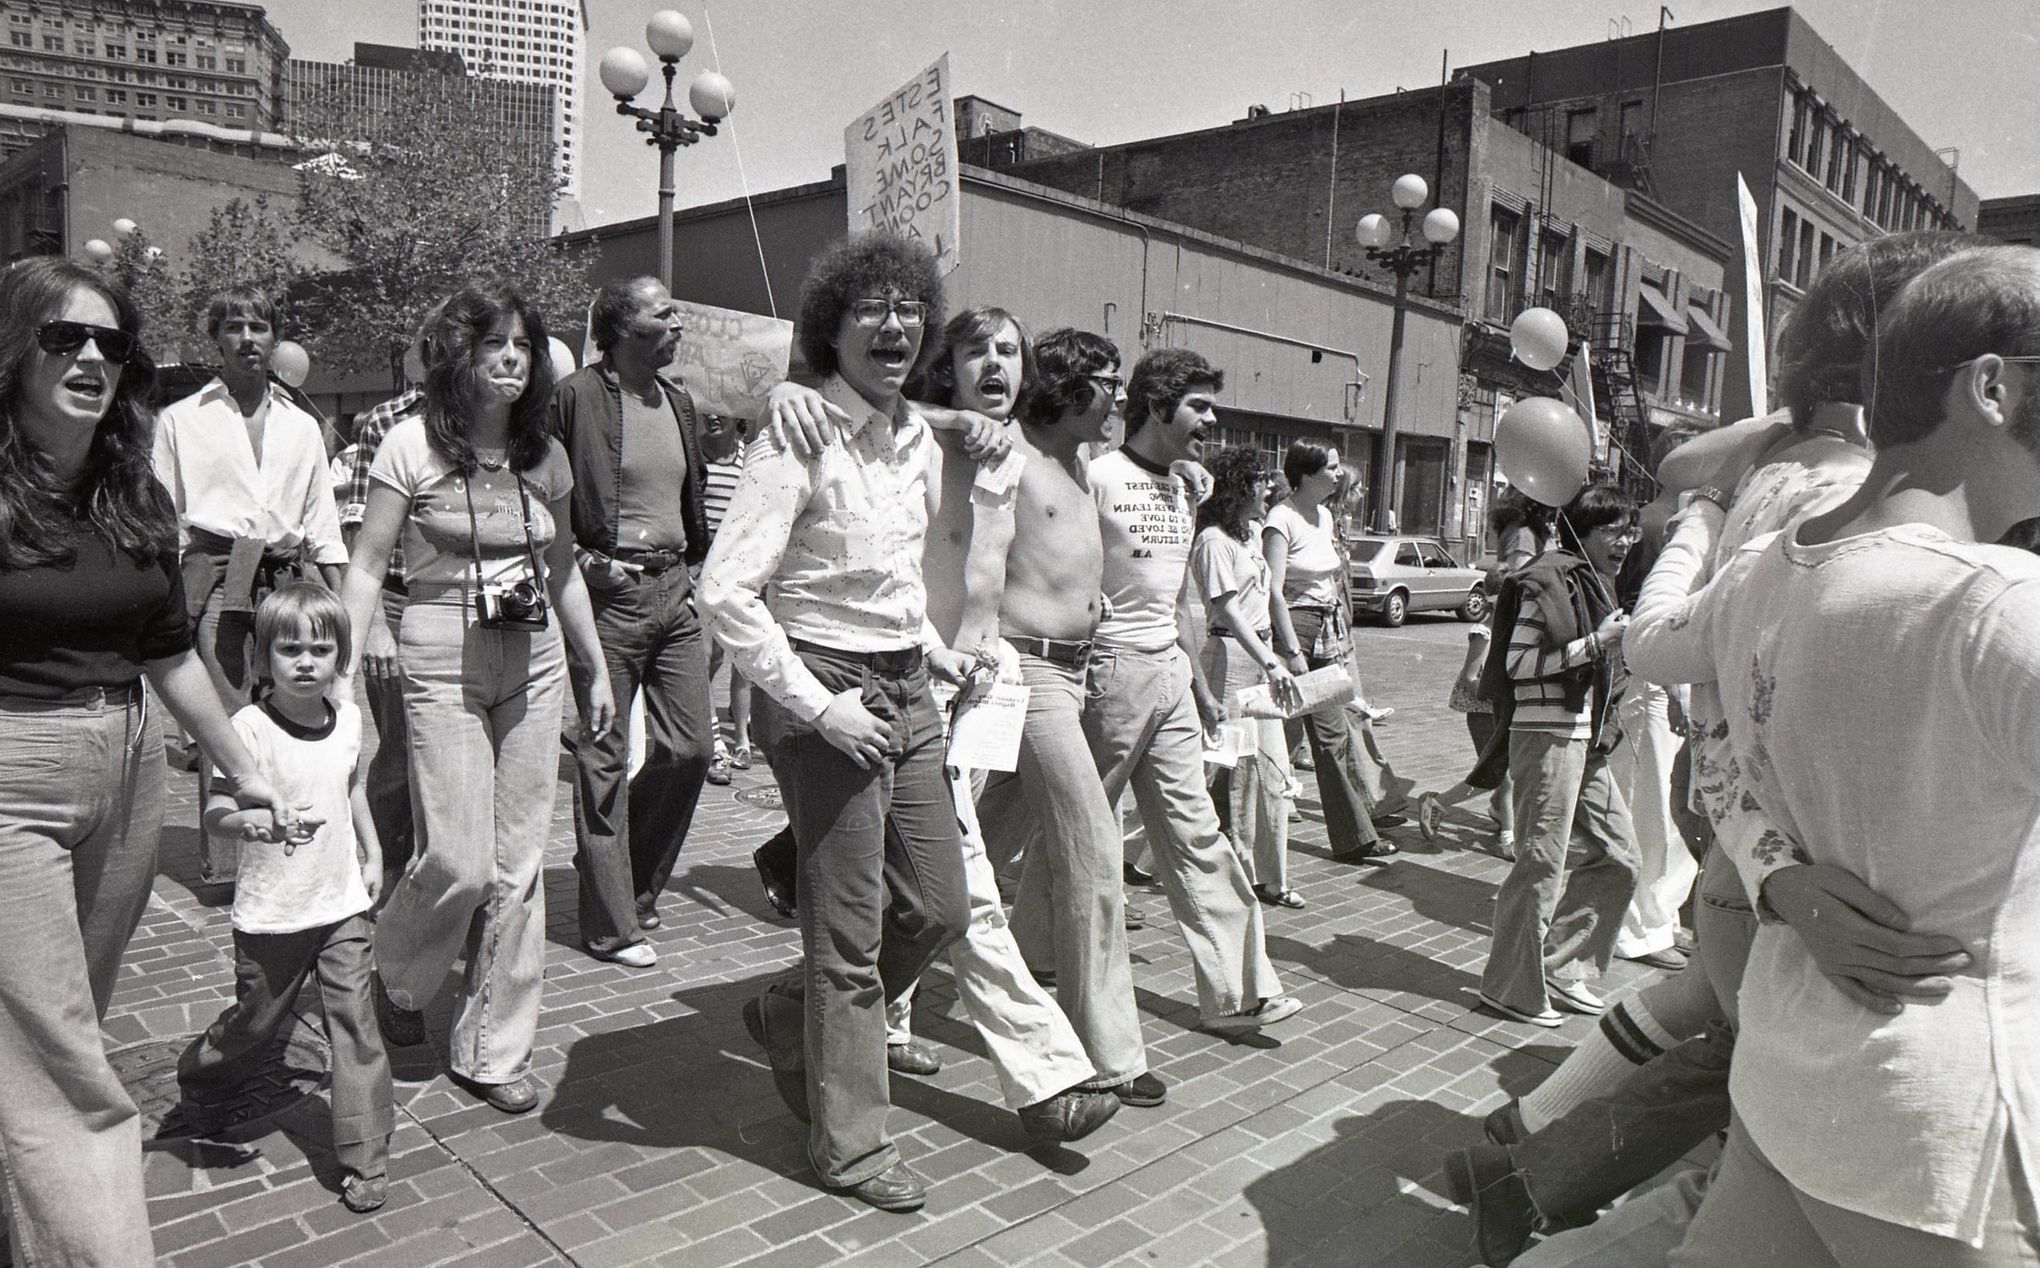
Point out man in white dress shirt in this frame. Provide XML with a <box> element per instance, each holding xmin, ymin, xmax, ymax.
<box><xmin>154</xmin><ymin>284</ymin><xmax>346</xmax><ymax>884</ymax></box>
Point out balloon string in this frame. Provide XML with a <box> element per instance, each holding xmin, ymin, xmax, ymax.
<box><xmin>1554</xmin><ymin>510</ymin><xmax>1621</xmax><ymax>610</ymax></box>
<box><xmin>1545</xmin><ymin>366</ymin><xmax>1660</xmax><ymax>497</ymax></box>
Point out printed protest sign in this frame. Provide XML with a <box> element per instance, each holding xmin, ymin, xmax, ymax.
<box><xmin>668</xmin><ymin>301</ymin><xmax>793</xmax><ymax>422</ymax></box>
<box><xmin>844</xmin><ymin>54</ymin><xmax>962</xmax><ymax>275</ymax></box>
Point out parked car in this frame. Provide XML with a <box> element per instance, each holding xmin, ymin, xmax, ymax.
<box><xmin>1345</xmin><ymin>536</ymin><xmax>1489</xmax><ymax>627</ymax></box>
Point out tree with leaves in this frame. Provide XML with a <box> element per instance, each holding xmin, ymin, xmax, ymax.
<box><xmin>288</xmin><ymin>71</ymin><xmax>592</xmax><ymax>383</ymax></box>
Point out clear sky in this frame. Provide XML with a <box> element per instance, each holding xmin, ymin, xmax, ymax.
<box><xmin>267</xmin><ymin>0</ymin><xmax>2038</xmax><ymax>230</ymax></box>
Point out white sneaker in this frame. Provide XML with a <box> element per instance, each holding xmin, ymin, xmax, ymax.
<box><xmin>1204</xmin><ymin>995</ymin><xmax>1303</xmax><ymax>1033</ymax></box>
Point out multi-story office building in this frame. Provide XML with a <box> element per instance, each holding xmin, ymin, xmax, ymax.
<box><xmin>0</xmin><ymin>0</ymin><xmax>287</xmax><ymax>155</ymax></box>
<box><xmin>418</xmin><ymin>0</ymin><xmax>584</xmax><ymax>204</ymax></box>
<box><xmin>1457</xmin><ymin>6</ymin><xmax>1979</xmax><ymax>417</ymax></box>
<box><xmin>1981</xmin><ymin>195</ymin><xmax>2040</xmax><ymax>250</ymax></box>
<box><xmin>287</xmin><ymin>42</ymin><xmax>554</xmax><ymax>172</ymax></box>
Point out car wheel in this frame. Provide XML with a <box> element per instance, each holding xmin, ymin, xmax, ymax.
<box><xmin>1381</xmin><ymin>590</ymin><xmax>1409</xmax><ymax>627</ymax></box>
<box><xmin>1459</xmin><ymin>588</ymin><xmax>1489</xmax><ymax>623</ymax></box>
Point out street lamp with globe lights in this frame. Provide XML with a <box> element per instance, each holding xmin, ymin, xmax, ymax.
<box><xmin>599</xmin><ymin>10</ymin><xmax>736</xmax><ymax>290</ymax></box>
<box><xmin>1353</xmin><ymin>174</ymin><xmax>1459</xmax><ymax>534</ymax></box>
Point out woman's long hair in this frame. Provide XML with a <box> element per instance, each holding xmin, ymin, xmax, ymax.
<box><xmin>420</xmin><ymin>284</ymin><xmax>556</xmax><ymax>474</ymax></box>
<box><xmin>0</xmin><ymin>258</ymin><xmax>168</xmax><ymax>567</ymax></box>
<box><xmin>1195</xmin><ymin>445</ymin><xmax>1266</xmax><ymax>544</ymax></box>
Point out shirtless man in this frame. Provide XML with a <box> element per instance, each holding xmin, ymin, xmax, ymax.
<box><xmin>757</xmin><ymin>307</ymin><xmax>1121</xmax><ymax>1143</ymax></box>
<box><xmin>975</xmin><ymin>329</ymin><xmax>1162</xmax><ymax>1106</ymax></box>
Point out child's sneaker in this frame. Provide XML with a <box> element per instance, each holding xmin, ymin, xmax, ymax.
<box><xmin>341</xmin><ymin>1173</ymin><xmax>387</xmax><ymax>1213</ymax></box>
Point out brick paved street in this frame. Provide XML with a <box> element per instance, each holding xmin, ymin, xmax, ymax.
<box><xmin>109</xmin><ymin>616</ymin><xmax>1683</xmax><ymax>1267</ymax></box>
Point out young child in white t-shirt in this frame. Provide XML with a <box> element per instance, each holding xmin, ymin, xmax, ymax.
<box><xmin>176</xmin><ymin>583</ymin><xmax>393</xmax><ymax>1214</ymax></box>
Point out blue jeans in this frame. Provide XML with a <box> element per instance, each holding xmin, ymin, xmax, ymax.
<box><xmin>362</xmin><ymin>587</ymin><xmax>415</xmax><ymax>879</ymax></box>
<box><xmin>180</xmin><ymin>915</ymin><xmax>393</xmax><ymax>1182</ymax></box>
<box><xmin>978</xmin><ymin>653</ymin><xmax>1148</xmax><ymax>1087</ymax></box>
<box><xmin>568</xmin><ymin>565</ymin><xmax>713</xmax><ymax>950</ymax></box>
<box><xmin>750</xmin><ymin>645</ymin><xmax>967</xmax><ymax>1187</ymax></box>
<box><xmin>0</xmin><ymin>690</ymin><xmax>162</xmax><ymax>1266</ymax></box>
<box><xmin>1081</xmin><ymin>644</ymin><xmax>1282</xmax><ymax>1021</ymax></box>
<box><xmin>1483</xmin><ymin>730</ymin><xmax>1641</xmax><ymax>1015</ymax></box>
<box><xmin>379</xmin><ymin>597</ymin><xmax>565</xmax><ymax>1084</ymax></box>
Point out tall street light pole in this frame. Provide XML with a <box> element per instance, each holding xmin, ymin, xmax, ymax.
<box><xmin>1354</xmin><ymin>174</ymin><xmax>1460</xmax><ymax>534</ymax></box>
<box><xmin>598</xmin><ymin>11</ymin><xmax>736</xmax><ymax>291</ymax></box>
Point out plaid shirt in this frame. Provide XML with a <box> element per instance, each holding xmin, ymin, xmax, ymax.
<box><xmin>340</xmin><ymin>387</ymin><xmax>424</xmax><ymax>580</ymax></box>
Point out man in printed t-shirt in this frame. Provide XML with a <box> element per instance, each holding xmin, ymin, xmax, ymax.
<box><xmin>1080</xmin><ymin>347</ymin><xmax>1301</xmax><ymax>1034</ymax></box>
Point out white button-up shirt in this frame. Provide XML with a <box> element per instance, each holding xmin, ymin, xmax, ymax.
<box><xmin>152</xmin><ymin>378</ymin><xmax>347</xmax><ymax>566</ymax></box>
<box><xmin>1627</xmin><ymin>523</ymin><xmax>2040</xmax><ymax>1245</ymax></box>
<box><xmin>699</xmin><ymin>375</ymin><xmax>936</xmax><ymax>721</ymax></box>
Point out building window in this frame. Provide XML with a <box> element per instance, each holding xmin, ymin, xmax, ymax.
<box><xmin>1536</xmin><ymin>228</ymin><xmax>1571</xmax><ymax>308</ymax></box>
<box><xmin>1486</xmin><ymin>205</ymin><xmax>1521</xmax><ymax>323</ymax></box>
<box><xmin>105</xmin><ymin>43</ymin><xmax>125</xmax><ymax>58</ymax></box>
<box><xmin>1680</xmin><ymin>340</ymin><xmax>1714</xmax><ymax>407</ymax></box>
<box><xmin>136</xmin><ymin>92</ymin><xmax>155</xmax><ymax>106</ymax></box>
<box><xmin>75</xmin><ymin>85</ymin><xmax>92</xmax><ymax>101</ymax></box>
<box><xmin>225</xmin><ymin>56</ymin><xmax>243</xmax><ymax>72</ymax></box>
<box><xmin>1841</xmin><ymin>143</ymin><xmax>1859</xmax><ymax>203</ymax></box>
<box><xmin>1565</xmin><ymin>108</ymin><xmax>1596</xmax><ymax>168</ymax></box>
<box><xmin>41</xmin><ymin>35</ymin><xmax>60</xmax><ymax>50</ymax></box>
<box><xmin>1785</xmin><ymin>89</ymin><xmax>1808</xmax><ymax>164</ymax></box>
<box><xmin>1778</xmin><ymin>207</ymin><xmax>1800</xmax><ymax>281</ymax></box>
<box><xmin>136</xmin><ymin>47</ymin><xmax>155</xmax><ymax>63</ymax></box>
<box><xmin>105</xmin><ymin>88</ymin><xmax>124</xmax><ymax>103</ymax></box>
<box><xmin>1825</xmin><ymin>130</ymin><xmax>1847</xmax><ymax>192</ymax></box>
<box><xmin>166</xmin><ymin>94</ymin><xmax>184</xmax><ymax>109</ymax></box>
<box><xmin>1796</xmin><ymin>219</ymin><xmax>1815</xmax><ymax>288</ymax></box>
<box><xmin>165</xmin><ymin>50</ymin><xmax>185</xmax><ymax>66</ymax></box>
<box><xmin>225</xmin><ymin>102</ymin><xmax>244</xmax><ymax>117</ymax></box>
<box><xmin>1804</xmin><ymin>112</ymin><xmax>1825</xmax><ymax>177</ymax></box>
<box><xmin>8</xmin><ymin>32</ymin><xmax>26</xmax><ymax>47</ymax></box>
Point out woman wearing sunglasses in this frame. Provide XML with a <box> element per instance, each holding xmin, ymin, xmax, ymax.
<box><xmin>0</xmin><ymin>257</ymin><xmax>293</xmax><ymax>1264</ymax></box>
<box><xmin>341</xmin><ymin>284</ymin><xmax>613</xmax><ymax>1116</ymax></box>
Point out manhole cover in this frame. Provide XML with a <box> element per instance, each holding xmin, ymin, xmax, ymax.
<box><xmin>735</xmin><ymin>784</ymin><xmax>782</xmax><ymax>811</ymax></box>
<box><xmin>111</xmin><ymin>1029</ymin><xmax>330</xmax><ymax>1142</ymax></box>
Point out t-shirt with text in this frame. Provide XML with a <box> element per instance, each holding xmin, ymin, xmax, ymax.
<box><xmin>1090</xmin><ymin>448</ymin><xmax>1193</xmax><ymax>651</ymax></box>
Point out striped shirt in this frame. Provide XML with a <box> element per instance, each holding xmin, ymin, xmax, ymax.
<box><xmin>702</xmin><ymin>446</ymin><xmax>744</xmax><ymax>537</ymax></box>
<box><xmin>1505</xmin><ymin>591</ymin><xmax>1603</xmax><ymax>739</ymax></box>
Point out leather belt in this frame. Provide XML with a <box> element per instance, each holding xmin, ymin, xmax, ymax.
<box><xmin>1007</xmin><ymin>635</ymin><xmax>1093</xmax><ymax>667</ymax></box>
<box><xmin>790</xmin><ymin>639</ymin><xmax>922</xmax><ymax>675</ymax></box>
<box><xmin>612</xmin><ymin>548</ymin><xmax>684</xmax><ymax>576</ymax></box>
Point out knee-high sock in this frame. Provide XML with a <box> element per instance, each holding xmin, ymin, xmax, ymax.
<box><xmin>1519</xmin><ymin>999</ymin><xmax>1678</xmax><ymax>1132</ymax></box>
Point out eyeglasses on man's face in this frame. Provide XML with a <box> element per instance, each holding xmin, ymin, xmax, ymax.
<box><xmin>849</xmin><ymin>297</ymin><xmax>929</xmax><ymax>329</ymax></box>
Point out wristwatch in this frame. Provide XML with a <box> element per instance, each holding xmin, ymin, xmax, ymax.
<box><xmin>1688</xmin><ymin>484</ymin><xmax>1731</xmax><ymax>511</ymax></box>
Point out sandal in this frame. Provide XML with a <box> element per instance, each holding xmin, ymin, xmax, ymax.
<box><xmin>1417</xmin><ymin>792</ymin><xmax>1443</xmax><ymax>842</ymax></box>
<box><xmin>1254</xmin><ymin>885</ymin><xmax>1306</xmax><ymax>909</ymax></box>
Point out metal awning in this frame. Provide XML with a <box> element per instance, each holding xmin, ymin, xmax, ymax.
<box><xmin>1686</xmin><ymin>305</ymin><xmax>1731</xmax><ymax>351</ymax></box>
<box><xmin>1635</xmin><ymin>285</ymin><xmax>1688</xmax><ymax>333</ymax></box>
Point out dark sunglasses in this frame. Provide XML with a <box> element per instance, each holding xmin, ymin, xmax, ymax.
<box><xmin>37</xmin><ymin>320</ymin><xmax>137</xmax><ymax>364</ymax></box>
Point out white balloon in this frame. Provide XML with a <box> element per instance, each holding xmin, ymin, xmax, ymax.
<box><xmin>546</xmin><ymin>336</ymin><xmax>577</xmax><ymax>375</ymax></box>
<box><xmin>111</xmin><ymin>218</ymin><xmax>138</xmax><ymax>238</ymax></box>
<box><xmin>271</xmin><ymin>340</ymin><xmax>311</xmax><ymax>389</ymax></box>
<box><xmin>1509</xmin><ymin>307</ymin><xmax>1570</xmax><ymax>372</ymax></box>
<box><xmin>82</xmin><ymin>239</ymin><xmax>114</xmax><ymax>264</ymax></box>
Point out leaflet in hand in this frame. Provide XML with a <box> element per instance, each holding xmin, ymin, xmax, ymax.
<box><xmin>947</xmin><ymin>681</ymin><xmax>1029</xmax><ymax>772</ymax></box>
<box><xmin>1202</xmin><ymin>719</ymin><xmax>1257</xmax><ymax>767</ymax></box>
<box><xmin>1234</xmin><ymin>664</ymin><xmax>1357</xmax><ymax>719</ymax></box>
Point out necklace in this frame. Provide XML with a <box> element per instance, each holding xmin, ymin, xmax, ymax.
<box><xmin>476</xmin><ymin>451</ymin><xmax>507</xmax><ymax>472</ymax></box>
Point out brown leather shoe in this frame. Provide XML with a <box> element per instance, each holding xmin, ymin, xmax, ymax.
<box><xmin>1443</xmin><ymin>1144</ymin><xmax>1537</xmax><ymax>1266</ymax></box>
<box><xmin>371</xmin><ymin>971</ymin><xmax>426</xmax><ymax>1048</ymax></box>
<box><xmin>452</xmin><ymin>1072</ymin><xmax>539</xmax><ymax>1115</ymax></box>
<box><xmin>886</xmin><ymin>1041</ymin><xmax>941</xmax><ymax>1076</ymax></box>
<box><xmin>836</xmin><ymin>1160</ymin><xmax>926</xmax><ymax>1212</ymax></box>
<box><xmin>1018</xmin><ymin>1086</ymin><xmax>1121</xmax><ymax>1142</ymax></box>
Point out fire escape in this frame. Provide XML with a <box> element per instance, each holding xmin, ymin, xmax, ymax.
<box><xmin>1567</xmin><ymin>304</ymin><xmax>1658</xmax><ymax>501</ymax></box>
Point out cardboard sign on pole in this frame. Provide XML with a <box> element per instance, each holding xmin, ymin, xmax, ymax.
<box><xmin>1736</xmin><ymin>174</ymin><xmax>1770</xmax><ymax>417</ymax></box>
<box><xmin>844</xmin><ymin>54</ymin><xmax>962</xmax><ymax>275</ymax></box>
<box><xmin>668</xmin><ymin>301</ymin><xmax>793</xmax><ymax>422</ymax></box>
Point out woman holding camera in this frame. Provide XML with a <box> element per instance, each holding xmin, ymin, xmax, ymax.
<box><xmin>342</xmin><ymin>285</ymin><xmax>613</xmax><ymax>1114</ymax></box>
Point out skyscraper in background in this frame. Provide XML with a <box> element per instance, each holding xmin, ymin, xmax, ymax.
<box><xmin>417</xmin><ymin>0</ymin><xmax>584</xmax><ymax>223</ymax></box>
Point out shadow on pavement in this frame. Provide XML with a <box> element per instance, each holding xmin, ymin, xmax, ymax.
<box><xmin>1267</xmin><ymin>932</ymin><xmax>1483</xmax><ymax>1007</ymax></box>
<box><xmin>537</xmin><ymin>973</ymin><xmax>1078</xmax><ymax>1194</ymax></box>
<box><xmin>1245</xmin><ymin>1097</ymin><xmax>1482</xmax><ymax>1268</ymax></box>
<box><xmin>1356</xmin><ymin>859</ymin><xmax>1499</xmax><ymax>936</ymax></box>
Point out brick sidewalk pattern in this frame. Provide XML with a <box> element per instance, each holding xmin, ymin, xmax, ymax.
<box><xmin>105</xmin><ymin>619</ymin><xmax>1685</xmax><ymax>1267</ymax></box>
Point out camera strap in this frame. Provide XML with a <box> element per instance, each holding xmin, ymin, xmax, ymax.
<box><xmin>462</xmin><ymin>465</ymin><xmax>545</xmax><ymax>594</ymax></box>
